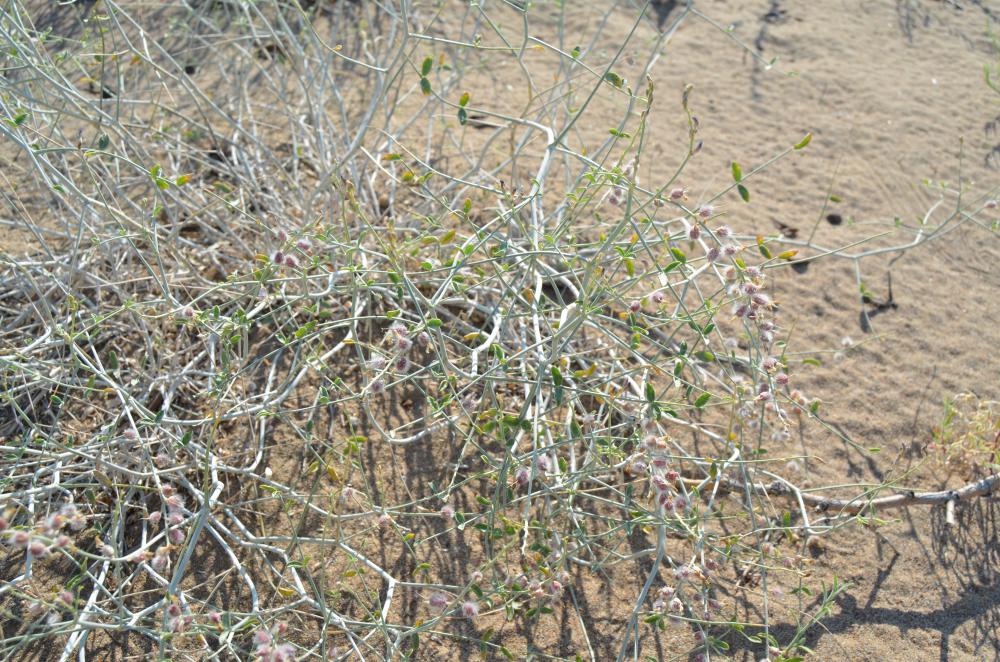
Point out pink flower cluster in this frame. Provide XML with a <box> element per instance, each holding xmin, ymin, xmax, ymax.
<box><xmin>641</xmin><ymin>422</ymin><xmax>689</xmax><ymax>517</ymax></box>
<box><xmin>271</xmin><ymin>228</ymin><xmax>314</xmax><ymax>271</ymax></box>
<box><xmin>367</xmin><ymin>322</ymin><xmax>428</xmax><ymax>394</ymax></box>
<box><xmin>254</xmin><ymin>629</ymin><xmax>296</xmax><ymax>662</ymax></box>
<box><xmin>4</xmin><ymin>503</ymin><xmax>86</xmax><ymax>559</ymax></box>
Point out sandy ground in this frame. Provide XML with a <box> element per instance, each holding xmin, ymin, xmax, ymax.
<box><xmin>613</xmin><ymin>1</ymin><xmax>1000</xmax><ymax>660</ymax></box>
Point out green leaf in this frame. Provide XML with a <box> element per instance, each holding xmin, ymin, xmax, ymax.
<box><xmin>421</xmin><ymin>56</ymin><xmax>433</xmax><ymax>76</ymax></box>
<box><xmin>459</xmin><ymin>91</ymin><xmax>470</xmax><ymax>107</ymax></box>
<box><xmin>551</xmin><ymin>365</ymin><xmax>564</xmax><ymax>406</ymax></box>
<box><xmin>737</xmin><ymin>184</ymin><xmax>750</xmax><ymax>202</ymax></box>
<box><xmin>604</xmin><ymin>71</ymin><xmax>624</xmax><ymax>88</ymax></box>
<box><xmin>570</xmin><ymin>46</ymin><xmax>581</xmax><ymax>59</ymax></box>
<box><xmin>97</xmin><ymin>134</ymin><xmax>109</xmax><ymax>150</ymax></box>
<box><xmin>695</xmin><ymin>350</ymin><xmax>715</xmax><ymax>362</ymax></box>
<box><xmin>757</xmin><ymin>237</ymin><xmax>772</xmax><ymax>259</ymax></box>
<box><xmin>405</xmin><ymin>634</ymin><xmax>420</xmax><ymax>658</ymax></box>
<box><xmin>551</xmin><ymin>365</ymin><xmax>563</xmax><ymax>388</ymax></box>
<box><xmin>458</xmin><ymin>108</ymin><xmax>467</xmax><ymax>125</ymax></box>
<box><xmin>645</xmin><ymin>382</ymin><xmax>656</xmax><ymax>402</ymax></box>
<box><xmin>420</xmin><ymin>77</ymin><xmax>431</xmax><ymax>95</ymax></box>
<box><xmin>426</xmin><ymin>318</ymin><xmax>442</xmax><ymax>329</ymax></box>
<box><xmin>694</xmin><ymin>392</ymin><xmax>711</xmax><ymax>408</ymax></box>
<box><xmin>731</xmin><ymin>161</ymin><xmax>742</xmax><ymax>182</ymax></box>
<box><xmin>669</xmin><ymin>246</ymin><xmax>687</xmax><ymax>263</ymax></box>
<box><xmin>794</xmin><ymin>132</ymin><xmax>813</xmax><ymax>150</ymax></box>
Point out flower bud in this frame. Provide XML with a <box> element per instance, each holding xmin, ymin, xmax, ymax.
<box><xmin>461</xmin><ymin>600</ymin><xmax>479</xmax><ymax>619</ymax></box>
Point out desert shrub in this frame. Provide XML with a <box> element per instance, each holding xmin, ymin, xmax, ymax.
<box><xmin>0</xmin><ymin>2</ymin><xmax>996</xmax><ymax>661</ymax></box>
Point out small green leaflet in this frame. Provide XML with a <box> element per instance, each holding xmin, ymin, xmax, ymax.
<box><xmin>604</xmin><ymin>71</ymin><xmax>624</xmax><ymax>88</ymax></box>
<box><xmin>694</xmin><ymin>392</ymin><xmax>711</xmax><ymax>408</ymax></box>
<box><xmin>794</xmin><ymin>132</ymin><xmax>813</xmax><ymax>150</ymax></box>
<box><xmin>551</xmin><ymin>365</ymin><xmax>564</xmax><ymax>405</ymax></box>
